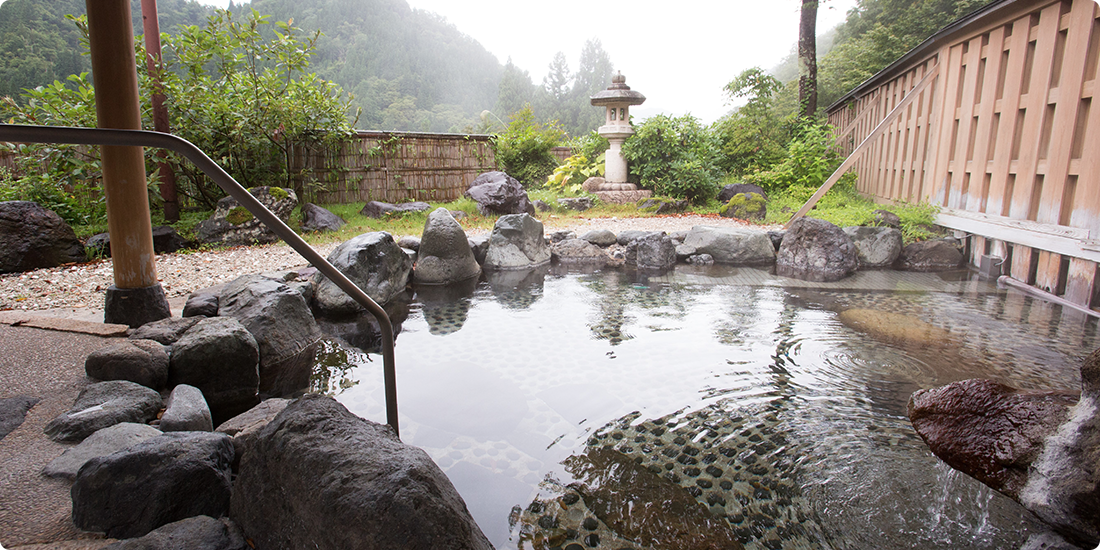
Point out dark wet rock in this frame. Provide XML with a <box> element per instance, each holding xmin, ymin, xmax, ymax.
<box><xmin>483</xmin><ymin>214</ymin><xmax>551</xmax><ymax>270</ymax></box>
<box><xmin>300</xmin><ymin>203</ymin><xmax>346</xmax><ymax>233</ymax></box>
<box><xmin>86</xmin><ymin>226</ymin><xmax>191</xmax><ymax>258</ymax></box>
<box><xmin>581</xmin><ymin>229</ymin><xmax>617</xmax><ymax>247</ymax></box>
<box><xmin>718</xmin><ymin>183</ymin><xmax>767</xmax><ymax>203</ymax></box>
<box><xmin>616</xmin><ymin>230</ymin><xmax>651</xmax><ymax>246</ymax></box>
<box><xmin>895</xmin><ymin>239</ymin><xmax>963</xmax><ymax>271</ymax></box>
<box><xmin>626</xmin><ymin>232</ymin><xmax>676</xmax><ymax>270</ymax></box>
<box><xmin>44</xmin><ymin>381</ymin><xmax>162</xmax><ymax>442</ymax></box>
<box><xmin>161</xmin><ymin>384</ymin><xmax>213</xmax><ymax>432</ymax></box>
<box><xmin>838</xmin><ymin>309</ymin><xmax>954</xmax><ymax>347</ymax></box>
<box><xmin>533</xmin><ymin>199</ymin><xmax>553</xmax><ymax>212</ymax></box>
<box><xmin>314</xmin><ymin>294</ymin><xmax>410</xmax><ymax>353</ymax></box>
<box><xmin>130</xmin><ymin>316</ymin><xmax>203</xmax><ymax>346</ymax></box>
<box><xmin>557</xmin><ymin>197</ymin><xmax>593</xmax><ymax>211</ymax></box>
<box><xmin>359</xmin><ymin>201</ymin><xmax>431</xmax><ymax>219</ymax></box>
<box><xmin>397</xmin><ymin>235</ymin><xmax>421</xmax><ymax>251</ymax></box>
<box><xmin>465</xmin><ymin>171</ymin><xmax>534</xmax><ymax>216</ymax></box>
<box><xmin>0</xmin><ymin>201</ymin><xmax>85</xmax><ymax>273</ymax></box>
<box><xmin>102</xmin><ymin>515</ymin><xmax>247</xmax><ymax>550</ymax></box>
<box><xmin>85</xmin><ymin>339</ymin><xmax>169</xmax><ymax>390</ymax></box>
<box><xmin>169</xmin><ymin>316</ymin><xmax>259</xmax><ymax>424</ymax></box>
<box><xmin>776</xmin><ymin>218</ymin><xmax>858</xmax><ymax>282</ymax></box>
<box><xmin>719</xmin><ymin>192</ymin><xmax>767</xmax><ymax>221</ymax></box>
<box><xmin>194</xmin><ymin>187</ymin><xmax>297</xmax><ymax>246</ymax></box>
<box><xmin>549</xmin><ymin>230</ymin><xmax>576</xmax><ymax>244</ymax></box>
<box><xmin>312</xmin><ymin>232</ymin><xmax>412</xmax><ymax>313</ymax></box>
<box><xmin>214</xmin><ymin>398</ymin><xmax>291</xmax><ymax>465</ymax></box>
<box><xmin>766</xmin><ymin>230</ymin><xmax>784</xmax><ymax>251</ymax></box>
<box><xmin>231</xmin><ymin>394</ymin><xmax>493</xmax><ymax>550</ymax></box>
<box><xmin>552</xmin><ymin>239</ymin><xmax>610</xmax><ymax>266</ymax></box>
<box><xmin>72</xmin><ymin>432</ymin><xmax>234</xmax><ymax>539</ymax></box>
<box><xmin>873</xmin><ymin>209</ymin><xmax>901</xmax><ymax>229</ymax></box>
<box><xmin>221</xmin><ymin>274</ymin><xmax>322</xmax><ymax>399</ymax></box>
<box><xmin>682</xmin><ymin>226</ymin><xmax>775</xmax><ymax>266</ymax></box>
<box><xmin>43</xmin><ymin>422</ymin><xmax>161</xmax><ymax>480</ymax></box>
<box><xmin>183</xmin><ymin>290</ymin><xmax>220</xmax><ymax>318</ymax></box>
<box><xmin>564</xmin><ymin>447</ymin><xmax>741</xmax><ymax>549</ymax></box>
<box><xmin>414</xmin><ymin>208</ymin><xmax>480</xmax><ymax>285</ymax></box>
<box><xmin>468</xmin><ymin>234</ymin><xmax>490</xmax><ymax>265</ymax></box>
<box><xmin>843</xmin><ymin>226</ymin><xmax>903</xmax><ymax>269</ymax></box>
<box><xmin>0</xmin><ymin>395</ymin><xmax>40</xmax><ymax>440</ymax></box>
<box><xmin>637</xmin><ymin>198</ymin><xmax>688</xmax><ymax>215</ymax></box>
<box><xmin>675</xmin><ymin>244</ymin><xmax>697</xmax><ymax>262</ymax></box>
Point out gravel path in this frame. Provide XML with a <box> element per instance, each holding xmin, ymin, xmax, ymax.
<box><xmin>0</xmin><ymin>214</ymin><xmax>771</xmax><ymax>314</ymax></box>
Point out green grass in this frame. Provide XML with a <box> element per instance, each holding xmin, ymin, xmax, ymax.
<box><xmin>762</xmin><ymin>182</ymin><xmax>941</xmax><ymax>244</ymax></box>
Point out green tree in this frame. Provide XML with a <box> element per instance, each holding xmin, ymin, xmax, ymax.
<box><xmin>713</xmin><ymin>68</ymin><xmax>792</xmax><ymax>176</ymax></box>
<box><xmin>568</xmin><ymin>38</ymin><xmax>615</xmax><ymax>136</ymax></box>
<box><xmin>491</xmin><ymin>105</ymin><xmax>565</xmax><ymax>187</ymax></box>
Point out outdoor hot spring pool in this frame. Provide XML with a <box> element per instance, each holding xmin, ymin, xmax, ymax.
<box><xmin>311</xmin><ymin>263</ymin><xmax>1096</xmax><ymax>549</ymax></box>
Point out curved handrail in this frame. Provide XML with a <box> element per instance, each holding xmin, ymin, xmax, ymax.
<box><xmin>0</xmin><ymin>124</ymin><xmax>400</xmax><ymax>436</ymax></box>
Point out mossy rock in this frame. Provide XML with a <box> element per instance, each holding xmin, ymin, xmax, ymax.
<box><xmin>637</xmin><ymin>197</ymin><xmax>688</xmax><ymax>215</ymax></box>
<box><xmin>267</xmin><ymin>187</ymin><xmax>290</xmax><ymax>201</ymax></box>
<box><xmin>225</xmin><ymin>206</ymin><xmax>254</xmax><ymax>226</ymax></box>
<box><xmin>719</xmin><ymin>192</ymin><xmax>766</xmax><ymax>221</ymax></box>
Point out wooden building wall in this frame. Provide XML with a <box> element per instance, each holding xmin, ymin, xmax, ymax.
<box><xmin>288</xmin><ymin>131</ymin><xmax>496</xmax><ymax>205</ymax></box>
<box><xmin>828</xmin><ymin>0</ymin><xmax>1100</xmax><ymax>310</ymax></box>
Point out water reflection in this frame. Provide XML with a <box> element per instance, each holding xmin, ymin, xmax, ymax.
<box><xmin>313</xmin><ymin>290</ymin><xmax>411</xmax><ymax>353</ymax></box>
<box><xmin>484</xmin><ymin>265</ymin><xmax>548</xmax><ymax>310</ymax></box>
<box><xmin>414</xmin><ymin>276</ymin><xmax>479</xmax><ymax>336</ymax></box>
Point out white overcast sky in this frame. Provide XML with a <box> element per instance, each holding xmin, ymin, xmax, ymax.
<box><xmin>157</xmin><ymin>0</ymin><xmax>859</xmax><ymax>123</ymax></box>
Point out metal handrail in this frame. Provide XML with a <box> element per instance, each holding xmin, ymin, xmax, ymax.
<box><xmin>0</xmin><ymin>124</ymin><xmax>400</xmax><ymax>436</ymax></box>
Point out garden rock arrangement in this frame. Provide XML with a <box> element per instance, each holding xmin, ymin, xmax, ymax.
<box><xmin>359</xmin><ymin>200</ymin><xmax>431</xmax><ymax>219</ymax></box>
<box><xmin>194</xmin><ymin>186</ymin><xmax>299</xmax><ymax>246</ymax></box>
<box><xmin>465</xmin><ymin>171</ymin><xmax>535</xmax><ymax>216</ymax></box>
<box><xmin>0</xmin><ymin>200</ymin><xmax>85</xmax><ymax>273</ymax></box>
<box><xmin>86</xmin><ymin>225</ymin><xmax>191</xmax><ymax>257</ymax></box>
<box><xmin>312</xmin><ymin>231</ymin><xmax>412</xmax><ymax>314</ymax></box>
<box><xmin>299</xmin><ymin>202</ymin><xmax>346</xmax><ymax>232</ymax></box>
<box><xmin>414</xmin><ymin>208</ymin><xmax>481</xmax><ymax>284</ymax></box>
<box><xmin>483</xmin><ymin>213</ymin><xmax>551</xmax><ymax>270</ymax></box>
<box><xmin>909</xmin><ymin>347</ymin><xmax>1100</xmax><ymax>547</ymax></box>
<box><xmin>776</xmin><ymin>217</ymin><xmax>859</xmax><ymax>282</ymax></box>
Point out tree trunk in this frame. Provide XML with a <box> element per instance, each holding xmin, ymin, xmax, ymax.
<box><xmin>798</xmin><ymin>0</ymin><xmax>819</xmax><ymax>119</ymax></box>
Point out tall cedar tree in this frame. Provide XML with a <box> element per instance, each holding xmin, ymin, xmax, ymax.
<box><xmin>798</xmin><ymin>0</ymin><xmax>819</xmax><ymax>118</ymax></box>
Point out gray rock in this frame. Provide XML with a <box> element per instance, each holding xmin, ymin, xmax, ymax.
<box><xmin>626</xmin><ymin>232</ymin><xmax>677</xmax><ymax>270</ymax></box>
<box><xmin>874</xmin><ymin>209</ymin><xmax>902</xmax><ymax>229</ymax></box>
<box><xmin>414</xmin><ymin>208</ymin><xmax>481</xmax><ymax>285</ymax></box>
<box><xmin>776</xmin><ymin>218</ymin><xmax>859</xmax><ymax>282</ymax></box>
<box><xmin>468</xmin><ymin>235</ymin><xmax>490</xmax><ymax>266</ymax></box>
<box><xmin>483</xmin><ymin>214</ymin><xmax>551</xmax><ymax>270</ymax></box>
<box><xmin>359</xmin><ymin>201</ymin><xmax>431</xmax><ymax>219</ymax></box>
<box><xmin>85</xmin><ymin>340</ymin><xmax>169</xmax><ymax>390</ymax></box>
<box><xmin>637</xmin><ymin>198</ymin><xmax>688</xmax><ymax>214</ymax></box>
<box><xmin>0</xmin><ymin>395</ymin><xmax>40</xmax><ymax>440</ymax></box>
<box><xmin>669</xmin><ymin>230</ymin><xmax>688</xmax><ymax>242</ymax></box>
<box><xmin>0</xmin><ymin>201</ymin><xmax>85</xmax><ymax>273</ymax></box>
<box><xmin>43</xmin><ymin>422</ymin><xmax>161</xmax><ymax>480</ymax></box>
<box><xmin>231</xmin><ymin>394</ymin><xmax>493</xmax><ymax>550</ymax></box>
<box><xmin>169</xmin><ymin>316</ymin><xmax>259</xmax><ymax>424</ymax></box>
<box><xmin>688</xmin><ymin>254</ymin><xmax>715</xmax><ymax>265</ymax></box>
<box><xmin>718</xmin><ymin>183</ymin><xmax>768</xmax><ymax>203</ymax></box>
<box><xmin>551</xmin><ymin>239</ymin><xmax>610</xmax><ymax>266</ymax></box>
<box><xmin>616</xmin><ymin>230</ymin><xmax>653</xmax><ymax>246</ymax></box>
<box><xmin>844</xmin><ymin>226</ymin><xmax>903</xmax><ymax>269</ymax></box>
<box><xmin>681</xmin><ymin>226</ymin><xmax>776</xmax><ymax>265</ymax></box>
<box><xmin>44</xmin><ymin>381</ymin><xmax>163</xmax><ymax>442</ymax></box>
<box><xmin>580</xmin><ymin>229</ymin><xmax>618</xmax><ymax>247</ymax></box>
<box><xmin>533</xmin><ymin>199</ymin><xmax>553</xmax><ymax>212</ymax></box>
<box><xmin>214</xmin><ymin>398</ymin><xmax>291</xmax><ymax>464</ymax></box>
<box><xmin>161</xmin><ymin>384</ymin><xmax>213</xmax><ymax>432</ymax></box>
<box><xmin>464</xmin><ymin>171</ymin><xmax>534</xmax><ymax>216</ymax></box>
<box><xmin>183</xmin><ymin>290</ymin><xmax>220</xmax><ymax>318</ymax></box>
<box><xmin>194</xmin><ymin>187</ymin><xmax>297</xmax><ymax>246</ymax></box>
<box><xmin>220</xmin><ymin>274</ymin><xmax>323</xmax><ymax>399</ymax></box>
<box><xmin>72</xmin><ymin>432</ymin><xmax>235</xmax><ymax>539</ymax></box>
<box><xmin>130</xmin><ymin>316</ymin><xmax>203</xmax><ymax>346</ymax></box>
<box><xmin>312</xmin><ymin>232</ymin><xmax>412</xmax><ymax>314</ymax></box>
<box><xmin>895</xmin><ymin>239</ymin><xmax>963</xmax><ymax>271</ymax></box>
<box><xmin>557</xmin><ymin>197</ymin><xmax>593</xmax><ymax>211</ymax></box>
<box><xmin>675</xmin><ymin>243</ymin><xmax>697</xmax><ymax>262</ymax></box>
<box><xmin>300</xmin><ymin>203</ymin><xmax>346</xmax><ymax>233</ymax></box>
<box><xmin>102</xmin><ymin>515</ymin><xmax>247</xmax><ymax>550</ymax></box>
<box><xmin>548</xmin><ymin>230</ymin><xmax>576</xmax><ymax>244</ymax></box>
<box><xmin>397</xmin><ymin>235</ymin><xmax>421</xmax><ymax>251</ymax></box>
<box><xmin>767</xmin><ymin>230</ymin><xmax>785</xmax><ymax>251</ymax></box>
<box><xmin>86</xmin><ymin>226</ymin><xmax>190</xmax><ymax>257</ymax></box>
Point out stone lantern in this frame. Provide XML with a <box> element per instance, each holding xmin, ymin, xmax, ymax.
<box><xmin>589</xmin><ymin>73</ymin><xmax>651</xmax><ymax>203</ymax></box>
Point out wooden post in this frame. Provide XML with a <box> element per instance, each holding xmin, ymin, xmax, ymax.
<box><xmin>87</xmin><ymin>0</ymin><xmax>171</xmax><ymax>327</ymax></box>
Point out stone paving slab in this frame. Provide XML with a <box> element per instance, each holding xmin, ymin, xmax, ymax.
<box><xmin>650</xmin><ymin>266</ymin><xmax>1003</xmax><ymax>294</ymax></box>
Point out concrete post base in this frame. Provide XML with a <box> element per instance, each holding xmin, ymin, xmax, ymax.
<box><xmin>104</xmin><ymin>284</ymin><xmax>171</xmax><ymax>328</ymax></box>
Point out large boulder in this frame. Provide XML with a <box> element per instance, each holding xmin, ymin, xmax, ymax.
<box><xmin>843</xmin><ymin>226</ymin><xmax>903</xmax><ymax>269</ymax></box>
<box><xmin>101</xmin><ymin>515</ymin><xmax>247</xmax><ymax>550</ymax></box>
<box><xmin>129</xmin><ymin>316</ymin><xmax>204</xmax><ymax>346</ymax></box>
<box><xmin>44</xmin><ymin>381</ymin><xmax>163</xmax><ymax>442</ymax></box>
<box><xmin>0</xmin><ymin>200</ymin><xmax>85</xmax><ymax>273</ymax></box>
<box><xmin>681</xmin><ymin>226</ymin><xmax>775</xmax><ymax>266</ymax></box>
<box><xmin>160</xmin><ymin>384</ymin><xmax>213</xmax><ymax>433</ymax></box>
<box><xmin>580</xmin><ymin>229</ymin><xmax>617</xmax><ymax>247</ymax></box>
<box><xmin>483</xmin><ymin>214</ymin><xmax>551</xmax><ymax>270</ymax></box>
<box><xmin>214</xmin><ymin>398</ymin><xmax>291</xmax><ymax>464</ymax></box>
<box><xmin>194</xmin><ymin>187</ymin><xmax>297</xmax><ymax>246</ymax></box>
<box><xmin>551</xmin><ymin>239</ymin><xmax>610</xmax><ymax>267</ymax></box>
<box><xmin>231</xmin><ymin>394</ymin><xmax>493</xmax><ymax>550</ymax></box>
<box><xmin>220</xmin><ymin>274</ymin><xmax>323</xmax><ymax>399</ymax></box>
<box><xmin>43</xmin><ymin>422</ymin><xmax>162</xmax><ymax>480</ymax></box>
<box><xmin>85</xmin><ymin>339</ymin><xmax>169</xmax><ymax>390</ymax></box>
<box><xmin>300</xmin><ymin>203</ymin><xmax>346</xmax><ymax>233</ymax></box>
<box><xmin>414</xmin><ymin>208</ymin><xmax>481</xmax><ymax>285</ymax></box>
<box><xmin>359</xmin><ymin>201</ymin><xmax>431</xmax><ymax>219</ymax></box>
<box><xmin>776</xmin><ymin>217</ymin><xmax>858</xmax><ymax>282</ymax></box>
<box><xmin>717</xmin><ymin>183</ymin><xmax>767</xmax><ymax>203</ymax></box>
<box><xmin>895</xmin><ymin>239</ymin><xmax>963</xmax><ymax>271</ymax></box>
<box><xmin>86</xmin><ymin>225</ymin><xmax>190</xmax><ymax>258</ymax></box>
<box><xmin>464</xmin><ymin>171</ymin><xmax>534</xmax><ymax>216</ymax></box>
<box><xmin>719</xmin><ymin>192</ymin><xmax>767</xmax><ymax>221</ymax></box>
<box><xmin>169</xmin><ymin>316</ymin><xmax>260</xmax><ymax>423</ymax></box>
<box><xmin>626</xmin><ymin>232</ymin><xmax>676</xmax><ymax>270</ymax></box>
<box><xmin>72</xmin><ymin>432</ymin><xmax>235</xmax><ymax>539</ymax></box>
<box><xmin>312</xmin><ymin>232</ymin><xmax>412</xmax><ymax>314</ymax></box>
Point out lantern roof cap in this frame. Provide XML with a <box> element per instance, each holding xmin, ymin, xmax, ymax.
<box><xmin>591</xmin><ymin>72</ymin><xmax>646</xmax><ymax>106</ymax></box>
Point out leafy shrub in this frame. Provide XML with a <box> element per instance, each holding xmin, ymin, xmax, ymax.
<box><xmin>713</xmin><ymin>68</ymin><xmax>792</xmax><ymax>176</ymax></box>
<box><xmin>491</xmin><ymin>105</ymin><xmax>565</xmax><ymax>187</ymax></box>
<box><xmin>0</xmin><ymin>169</ymin><xmax>93</xmax><ymax>225</ymax></box>
<box><xmin>743</xmin><ymin>123</ymin><xmax>849</xmax><ymax>195</ymax></box>
<box><xmin>545</xmin><ymin>153</ymin><xmax>604</xmax><ymax>194</ymax></box>
<box><xmin>621</xmin><ymin>114</ymin><xmax>720</xmax><ymax>204</ymax></box>
<box><xmin>569</xmin><ymin>131</ymin><xmax>609</xmax><ymax>160</ymax></box>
